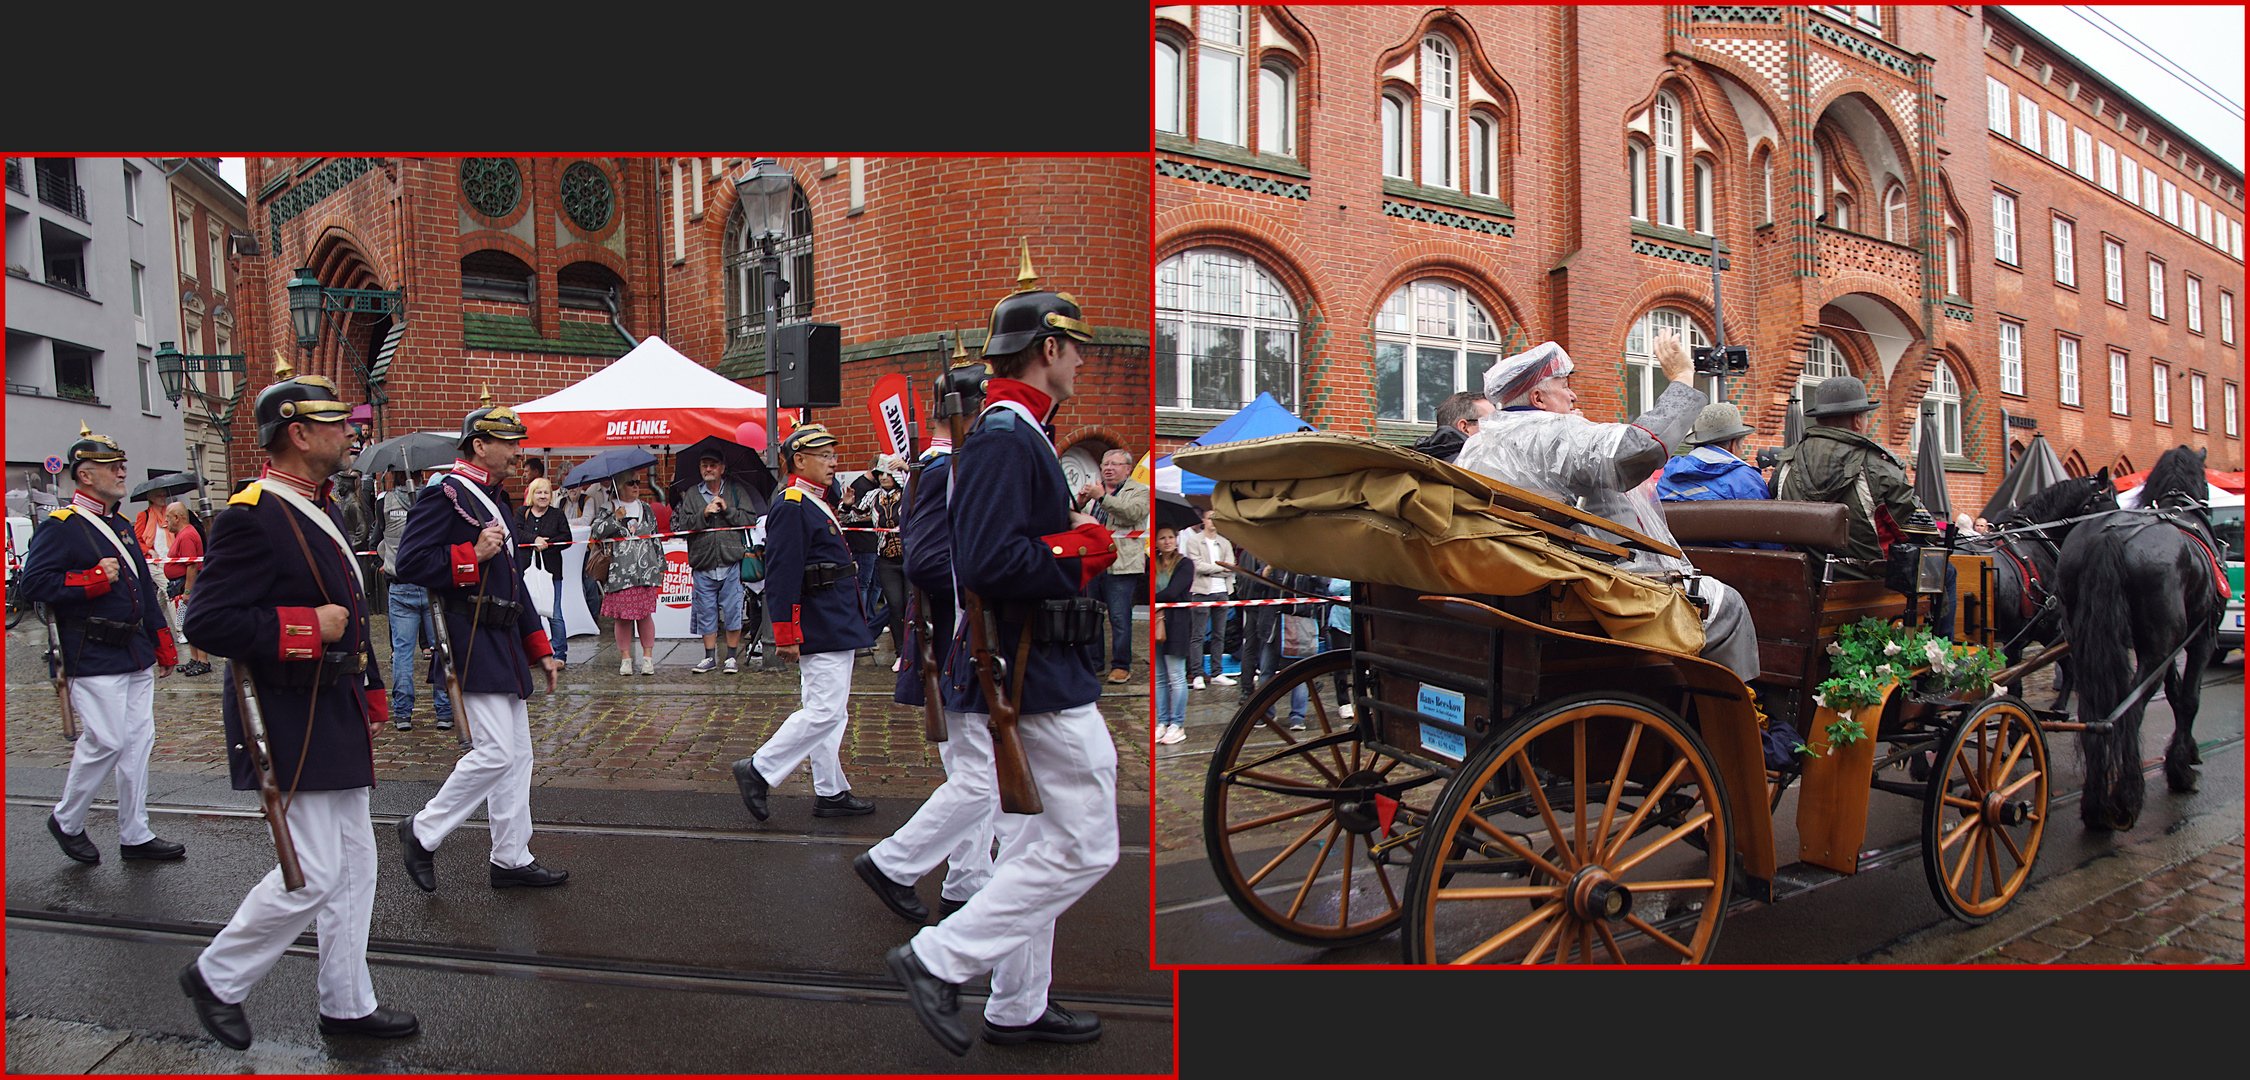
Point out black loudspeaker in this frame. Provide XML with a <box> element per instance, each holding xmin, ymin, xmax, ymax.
<box><xmin>775</xmin><ymin>323</ymin><xmax>842</xmax><ymax>408</ymax></box>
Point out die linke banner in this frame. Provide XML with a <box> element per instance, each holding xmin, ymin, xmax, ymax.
<box><xmin>865</xmin><ymin>374</ymin><xmax>915</xmax><ymax>458</ymax></box>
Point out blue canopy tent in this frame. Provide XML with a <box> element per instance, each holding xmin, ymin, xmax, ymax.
<box><xmin>1153</xmin><ymin>393</ymin><xmax>1317</xmax><ymax>495</ymax></box>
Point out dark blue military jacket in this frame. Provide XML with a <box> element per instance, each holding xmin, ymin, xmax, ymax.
<box><xmin>183</xmin><ymin>481</ymin><xmax>384</xmax><ymax>792</ymax></box>
<box><xmin>940</xmin><ymin>402</ymin><xmax>1114</xmax><ymax>716</ymax></box>
<box><xmin>767</xmin><ymin>480</ymin><xmax>874</xmax><ymax>655</ymax></box>
<box><xmin>21</xmin><ymin>502</ymin><xmax>174</xmax><ymax>676</ymax></box>
<box><xmin>894</xmin><ymin>451</ymin><xmax>956</xmax><ymax>707</ymax></box>
<box><xmin>393</xmin><ymin>469</ymin><xmax>550</xmax><ymax>698</ymax></box>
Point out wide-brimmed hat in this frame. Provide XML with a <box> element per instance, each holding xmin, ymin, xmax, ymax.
<box><xmin>1685</xmin><ymin>403</ymin><xmax>1755</xmax><ymax>447</ymax></box>
<box><xmin>1802</xmin><ymin>375</ymin><xmax>1880</xmax><ymax>417</ymax></box>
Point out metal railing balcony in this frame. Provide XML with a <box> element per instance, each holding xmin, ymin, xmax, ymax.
<box><xmin>34</xmin><ymin>168</ymin><xmax>87</xmax><ymax>220</ymax></box>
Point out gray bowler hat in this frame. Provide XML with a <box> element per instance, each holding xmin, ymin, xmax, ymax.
<box><xmin>1685</xmin><ymin>402</ymin><xmax>1755</xmax><ymax>447</ymax></box>
<box><xmin>1802</xmin><ymin>375</ymin><xmax>1880</xmax><ymax>417</ymax></box>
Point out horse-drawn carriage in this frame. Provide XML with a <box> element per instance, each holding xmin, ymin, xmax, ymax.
<box><xmin>1178</xmin><ymin>433</ymin><xmax>2074</xmax><ymax>964</ymax></box>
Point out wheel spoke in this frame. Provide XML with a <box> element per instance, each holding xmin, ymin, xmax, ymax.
<box><xmin>1449</xmin><ymin>899</ymin><xmax>1562</xmax><ymax>965</ymax></box>
<box><xmin>1338</xmin><ymin>831</ymin><xmax>1354</xmax><ymax>929</ymax></box>
<box><xmin>1594</xmin><ymin>919</ymin><xmax>1627</xmax><ymax>964</ymax></box>
<box><xmin>1253</xmin><ymin>729</ymin><xmax>1346</xmax><ymax>786</ymax></box>
<box><xmin>1516</xmin><ymin>752</ymin><xmax>1578</xmax><ymax>873</ymax></box>
<box><xmin>1576</xmin><ymin>922</ymin><xmax>1593</xmax><ymax>967</ymax></box>
<box><xmin>1284</xmin><ymin>820</ymin><xmax>1343</xmax><ymax>920</ymax></box>
<box><xmin>1230</xmin><ymin>767</ymin><xmax>1335</xmax><ymax>795</ymax></box>
<box><xmin>1982</xmin><ymin>827</ymin><xmax>2002</xmax><ymax>905</ymax></box>
<box><xmin>1947</xmin><ymin>745</ymin><xmax>1989</xmax><ymax>801</ymax></box>
<box><xmin>1939</xmin><ymin>810</ymin><xmax>1984</xmax><ymax>854</ymax></box>
<box><xmin>1593</xmin><ymin>722</ymin><xmax>1644</xmax><ymax>859</ymax></box>
<box><xmin>1617</xmin><ymin>877</ymin><xmax>1717</xmax><ymax>892</ymax></box>
<box><xmin>1610</xmin><ymin>810</ymin><xmax>1713</xmax><ymax>876</ymax></box>
<box><xmin>1375</xmin><ymin>854</ymin><xmax>1400</xmax><ymax>910</ymax></box>
<box><xmin>1244</xmin><ymin>810</ymin><xmax>1337</xmax><ymax>887</ymax></box>
<box><xmin>1994</xmin><ymin>820</ymin><xmax>2028</xmax><ymax>867</ymax></box>
<box><xmin>1621</xmin><ymin>913</ymin><xmax>1696</xmax><ymax>959</ymax></box>
<box><xmin>1572</xmin><ymin>720</ymin><xmax>1589</xmax><ymax>871</ymax></box>
<box><xmin>1993</xmin><ymin>769</ymin><xmax>2043</xmax><ymax>801</ymax></box>
<box><xmin>1460</xmin><ymin>811</ymin><xmax>1571</xmax><ymax>883</ymax></box>
<box><xmin>1521</xmin><ymin>913</ymin><xmax>1569</xmax><ymax>966</ymax></box>
<box><xmin>1941</xmin><ymin>794</ymin><xmax>1981</xmax><ymax>811</ymax></box>
<box><xmin>1989</xmin><ymin>730</ymin><xmax>2031</xmax><ymax>789</ymax></box>
<box><xmin>1433</xmin><ymin>884</ymin><xmax>1564</xmax><ymax>901</ymax></box>
<box><xmin>1601</xmin><ymin>757</ymin><xmax>1689</xmax><ymax>864</ymax></box>
<box><xmin>1224</xmin><ymin>800</ymin><xmax>1326</xmax><ymax>836</ymax></box>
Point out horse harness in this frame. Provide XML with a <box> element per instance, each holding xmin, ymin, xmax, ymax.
<box><xmin>2099</xmin><ymin>499</ymin><xmax>2233</xmax><ymax>603</ymax></box>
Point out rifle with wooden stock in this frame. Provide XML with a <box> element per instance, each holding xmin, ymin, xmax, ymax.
<box><xmin>39</xmin><ymin>603</ymin><xmax>79</xmax><ymax>741</ymax></box>
<box><xmin>905</xmin><ymin>458</ymin><xmax>946</xmax><ymax>744</ymax></box>
<box><xmin>943</xmin><ymin>366</ymin><xmax>1042</xmax><ymax>815</ymax></box>
<box><xmin>232</xmin><ymin>662</ymin><xmax>306</xmax><ymax>891</ymax></box>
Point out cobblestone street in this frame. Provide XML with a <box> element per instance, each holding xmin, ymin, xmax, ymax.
<box><xmin>6</xmin><ymin>616</ymin><xmax>1153</xmax><ymax>807</ymax></box>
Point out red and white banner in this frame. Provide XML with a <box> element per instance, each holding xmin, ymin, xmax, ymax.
<box><xmin>866</xmin><ymin>373</ymin><xmax>915</xmax><ymax>458</ymax></box>
<box><xmin>513</xmin><ymin>335</ymin><xmax>771</xmax><ymax>448</ymax></box>
<box><xmin>659</xmin><ymin>548</ymin><xmax>695</xmax><ymax>609</ymax></box>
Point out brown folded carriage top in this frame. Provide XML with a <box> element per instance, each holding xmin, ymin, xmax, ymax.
<box><xmin>1663</xmin><ymin>499</ymin><xmax>1849</xmax><ymax>551</ymax></box>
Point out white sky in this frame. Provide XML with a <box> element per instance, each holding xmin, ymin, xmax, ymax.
<box><xmin>2005</xmin><ymin>6</ymin><xmax>2245</xmax><ymax>172</ymax></box>
<box><xmin>218</xmin><ymin>158</ymin><xmax>246</xmax><ymax>195</ymax></box>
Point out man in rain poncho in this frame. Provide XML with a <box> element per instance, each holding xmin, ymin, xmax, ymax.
<box><xmin>1454</xmin><ymin>331</ymin><xmax>1760</xmax><ymax>681</ymax></box>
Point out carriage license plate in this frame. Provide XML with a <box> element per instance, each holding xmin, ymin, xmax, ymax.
<box><xmin>1417</xmin><ymin>685</ymin><xmax>1467</xmax><ymax>761</ymax></box>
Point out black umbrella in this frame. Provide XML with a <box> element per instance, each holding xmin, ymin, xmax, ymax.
<box><xmin>562</xmin><ymin>446</ymin><xmax>660</xmax><ymax>490</ymax></box>
<box><xmin>665</xmin><ymin>435</ymin><xmax>777</xmax><ymax>516</ymax></box>
<box><xmin>1782</xmin><ymin>393</ymin><xmax>1806</xmax><ymax>448</ymax></box>
<box><xmin>356</xmin><ymin>431</ymin><xmax>459</xmax><ymax>476</ymax></box>
<box><xmin>129</xmin><ymin>472</ymin><xmax>202</xmax><ymax>501</ymax></box>
<box><xmin>1912</xmin><ymin>407</ymin><xmax>1952</xmax><ymax>521</ymax></box>
<box><xmin>1153</xmin><ymin>489</ymin><xmax>1201</xmax><ymax>534</ymax></box>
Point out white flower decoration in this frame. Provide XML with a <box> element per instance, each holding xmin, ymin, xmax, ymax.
<box><xmin>1826</xmin><ymin>642</ymin><xmax>1844</xmax><ymax>656</ymax></box>
<box><xmin>1812</xmin><ymin>691</ymin><xmax>1828</xmax><ymax>709</ymax></box>
<box><xmin>1874</xmin><ymin>663</ymin><xmax>1893</xmax><ymax>678</ymax></box>
<box><xmin>1884</xmin><ymin>642</ymin><xmax>1903</xmax><ymax>657</ymax></box>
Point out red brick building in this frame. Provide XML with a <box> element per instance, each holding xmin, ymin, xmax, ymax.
<box><xmin>1981</xmin><ymin>8</ymin><xmax>2243</xmax><ymax>480</ymax></box>
<box><xmin>1152</xmin><ymin>5</ymin><xmax>2244</xmax><ymax>509</ymax></box>
<box><xmin>162</xmin><ymin>158</ymin><xmax>249</xmax><ymax>508</ymax></box>
<box><xmin>228</xmin><ymin>156</ymin><xmax>1148</xmax><ymax>498</ymax></box>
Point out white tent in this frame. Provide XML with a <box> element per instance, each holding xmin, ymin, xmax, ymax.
<box><xmin>512</xmin><ymin>335</ymin><xmax>769</xmax><ymax>451</ymax></box>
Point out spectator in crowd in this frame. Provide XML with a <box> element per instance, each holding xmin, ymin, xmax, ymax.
<box><xmin>676</xmin><ymin>449</ymin><xmax>755</xmax><ymax>674</ymax></box>
<box><xmin>1232</xmin><ymin>546</ymin><xmax>1282</xmax><ymax>703</ymax></box>
<box><xmin>515</xmin><ymin>477</ymin><xmax>572</xmax><ymax>664</ymax></box>
<box><xmin>863</xmin><ymin>461</ymin><xmax>910</xmax><ymax>671</ymax></box>
<box><xmin>1182</xmin><ymin>508</ymin><xmax>1234</xmax><ymax>689</ymax></box>
<box><xmin>132</xmin><ymin>491</ymin><xmax>171</xmax><ymax>560</ymax></box>
<box><xmin>1409</xmin><ymin>391</ymin><xmax>1494</xmax><ymax>465</ymax></box>
<box><xmin>592</xmin><ymin>474</ymin><xmax>666</xmax><ymax>675</ymax></box>
<box><xmin>380</xmin><ymin>470</ymin><xmax>451</xmax><ymax>732</ymax></box>
<box><xmin>561</xmin><ymin>478</ymin><xmax>610</xmax><ymax>626</ymax></box>
<box><xmin>1323</xmin><ymin>575</ymin><xmax>1353</xmax><ymax>717</ymax></box>
<box><xmin>162</xmin><ymin>502</ymin><xmax>211</xmax><ymax>677</ymax></box>
<box><xmin>841</xmin><ymin>463</ymin><xmax>886</xmax><ymax>649</ymax></box>
<box><xmin>1659</xmin><ymin>403</ymin><xmax>1779</xmax><ymax>551</ymax></box>
<box><xmin>1080</xmin><ymin>448</ymin><xmax>1148</xmax><ymax>683</ymax></box>
<box><xmin>1150</xmin><ymin>525</ymin><xmax>1192</xmax><ymax>745</ymax></box>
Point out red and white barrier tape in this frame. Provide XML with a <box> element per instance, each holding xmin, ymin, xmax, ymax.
<box><xmin>1152</xmin><ymin>596</ymin><xmax>1346</xmax><ymax>609</ymax></box>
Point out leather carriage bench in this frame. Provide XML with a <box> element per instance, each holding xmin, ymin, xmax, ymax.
<box><xmin>1663</xmin><ymin>499</ymin><xmax>1848</xmax><ymax>552</ymax></box>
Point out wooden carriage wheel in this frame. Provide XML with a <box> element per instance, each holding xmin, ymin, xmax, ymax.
<box><xmin>1401</xmin><ymin>693</ymin><xmax>1733</xmax><ymax>965</ymax></box>
<box><xmin>1920</xmin><ymin>696</ymin><xmax>2049</xmax><ymax>924</ymax></box>
<box><xmin>1202</xmin><ymin>651</ymin><xmax>1446</xmax><ymax>948</ymax></box>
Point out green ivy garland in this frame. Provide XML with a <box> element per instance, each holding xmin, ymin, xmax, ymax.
<box><xmin>1802</xmin><ymin>617</ymin><xmax>2006</xmax><ymax>755</ymax></box>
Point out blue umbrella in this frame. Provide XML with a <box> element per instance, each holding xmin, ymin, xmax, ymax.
<box><xmin>562</xmin><ymin>447</ymin><xmax>658</xmax><ymax>489</ymax></box>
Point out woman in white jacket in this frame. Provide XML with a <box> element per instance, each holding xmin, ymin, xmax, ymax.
<box><xmin>1182</xmin><ymin>509</ymin><xmax>1235</xmax><ymax>689</ymax></box>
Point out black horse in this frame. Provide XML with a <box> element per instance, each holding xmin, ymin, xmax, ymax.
<box><xmin>1970</xmin><ymin>469</ymin><xmax>2117</xmax><ymax>706</ymax></box>
<box><xmin>2059</xmin><ymin>447</ymin><xmax>2225</xmax><ymax>832</ymax></box>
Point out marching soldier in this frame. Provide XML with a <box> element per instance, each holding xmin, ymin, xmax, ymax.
<box><xmin>732</xmin><ymin>424</ymin><xmax>880</xmax><ymax>820</ymax></box>
<box><xmin>178</xmin><ymin>370</ymin><xmax>416</xmax><ymax>1048</ymax></box>
<box><xmin>392</xmin><ymin>403</ymin><xmax>569</xmax><ymax>891</ymax></box>
<box><xmin>886</xmin><ymin>256</ymin><xmax>1120</xmax><ymax>1054</ymax></box>
<box><xmin>21</xmin><ymin>424</ymin><xmax>184</xmax><ymax>865</ymax></box>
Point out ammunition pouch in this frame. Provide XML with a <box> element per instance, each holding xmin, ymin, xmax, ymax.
<box><xmin>260</xmin><ymin>650</ymin><xmax>370</xmax><ymax>687</ymax></box>
<box><xmin>803</xmin><ymin>561</ymin><xmax>855</xmax><ymax>590</ymax></box>
<box><xmin>65</xmin><ymin>616</ymin><xmax>140</xmax><ymax>647</ymax></box>
<box><xmin>1003</xmin><ymin>597</ymin><xmax>1107</xmax><ymax>645</ymax></box>
<box><xmin>469</xmin><ymin>596</ymin><xmax>524</xmax><ymax>628</ymax></box>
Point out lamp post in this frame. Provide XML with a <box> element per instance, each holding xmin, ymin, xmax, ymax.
<box><xmin>286</xmin><ymin>266</ymin><xmax>324</xmax><ymax>368</ymax></box>
<box><xmin>153</xmin><ymin>339</ymin><xmax>247</xmax><ymax>411</ymax></box>
<box><xmin>733</xmin><ymin>159</ymin><xmax>793</xmax><ymax>466</ymax></box>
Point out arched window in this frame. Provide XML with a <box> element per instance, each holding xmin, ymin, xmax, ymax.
<box><xmin>1421</xmin><ymin>36</ymin><xmax>1457</xmax><ymax>189</ymax></box>
<box><xmin>1693</xmin><ymin>158</ymin><xmax>1715</xmax><ymax>235</ymax></box>
<box><xmin>1799</xmin><ymin>334</ymin><xmax>1855</xmax><ymax>402</ymax></box>
<box><xmin>1831</xmin><ymin>193</ymin><xmax>1853</xmax><ymax>232</ymax></box>
<box><xmin>1812</xmin><ymin>142</ymin><xmax>1827</xmax><ymax>219</ymax></box>
<box><xmin>724</xmin><ymin>182</ymin><xmax>813</xmax><ymax>341</ymax></box>
<box><xmin>461</xmin><ymin>249</ymin><xmax>532</xmax><ymax>304</ymax></box>
<box><xmin>1258</xmin><ymin>62</ymin><xmax>1296</xmax><ymax>155</ymax></box>
<box><xmin>1653</xmin><ymin>92</ymin><xmax>1682</xmax><ymax>227</ymax></box>
<box><xmin>1627</xmin><ymin>142</ymin><xmax>1648</xmax><ymax>220</ymax></box>
<box><xmin>1469</xmin><ymin>113</ymin><xmax>1499</xmax><ymax>198</ymax></box>
<box><xmin>1198</xmin><ymin>6</ymin><xmax>1247</xmax><ymax>146</ymax></box>
<box><xmin>1912</xmin><ymin>363</ymin><xmax>1963</xmax><ymax>457</ymax></box>
<box><xmin>1626</xmin><ymin>308</ymin><xmax>1712</xmax><ymax>417</ymax></box>
<box><xmin>1374</xmin><ymin>280</ymin><xmax>1502</xmax><ymax>422</ymax></box>
<box><xmin>1155</xmin><ymin>248</ymin><xmax>1300</xmax><ymax>412</ymax></box>
<box><xmin>1154</xmin><ymin>38</ymin><xmax>1184</xmax><ymax>135</ymax></box>
<box><xmin>1382</xmin><ymin>93</ymin><xmax>1408</xmax><ymax>179</ymax></box>
<box><xmin>1756</xmin><ymin>145</ymin><xmax>1774</xmax><ymax>224</ymax></box>
<box><xmin>557</xmin><ymin>260</ymin><xmax>624</xmax><ymax>311</ymax></box>
<box><xmin>1884</xmin><ymin>181</ymin><xmax>1909</xmax><ymax>242</ymax></box>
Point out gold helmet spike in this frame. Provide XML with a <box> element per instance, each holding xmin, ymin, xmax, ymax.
<box><xmin>950</xmin><ymin>325</ymin><xmax>969</xmax><ymax>362</ymax></box>
<box><xmin>1013</xmin><ymin>239</ymin><xmax>1039</xmax><ymax>293</ymax></box>
<box><xmin>78</xmin><ymin>420</ymin><xmax>93</xmax><ymax>438</ymax></box>
<box><xmin>479</xmin><ymin>384</ymin><xmax>494</xmax><ymax>407</ymax></box>
<box><xmin>274</xmin><ymin>351</ymin><xmax>294</xmax><ymax>380</ymax></box>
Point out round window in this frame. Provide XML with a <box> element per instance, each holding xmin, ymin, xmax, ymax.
<box><xmin>459</xmin><ymin>158</ymin><xmax>521</xmax><ymax>219</ymax></box>
<box><xmin>560</xmin><ymin>161</ymin><xmax>614</xmax><ymax>232</ymax></box>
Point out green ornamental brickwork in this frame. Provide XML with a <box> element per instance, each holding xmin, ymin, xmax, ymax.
<box><xmin>1155</xmin><ymin>158</ymin><xmax>1310</xmax><ymax>201</ymax></box>
<box><xmin>268</xmin><ymin>157</ymin><xmax>381</xmax><ymax>255</ymax></box>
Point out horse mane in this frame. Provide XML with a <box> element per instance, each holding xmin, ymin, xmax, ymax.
<box><xmin>2140</xmin><ymin>445</ymin><xmax>2207</xmax><ymax>507</ymax></box>
<box><xmin>1993</xmin><ymin>473</ymin><xmax>2115</xmax><ymax>526</ymax></box>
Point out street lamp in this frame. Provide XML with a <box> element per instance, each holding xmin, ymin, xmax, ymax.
<box><xmin>152</xmin><ymin>339</ymin><xmax>247</xmax><ymax>409</ymax></box>
<box><xmin>733</xmin><ymin>158</ymin><xmax>794</xmax><ymax>464</ymax></box>
<box><xmin>286</xmin><ymin>266</ymin><xmax>325</xmax><ymax>352</ymax></box>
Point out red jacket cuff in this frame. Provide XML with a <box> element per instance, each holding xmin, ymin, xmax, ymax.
<box><xmin>65</xmin><ymin>568</ymin><xmax>113</xmax><ymax>598</ymax></box>
<box><xmin>155</xmin><ymin>627</ymin><xmax>178</xmax><ymax>668</ymax></box>
<box><xmin>1044</xmin><ymin>522</ymin><xmax>1119</xmax><ymax>589</ymax></box>
<box><xmin>450</xmin><ymin>541</ymin><xmax>480</xmax><ymax>587</ymax></box>
<box><xmin>524</xmin><ymin>628</ymin><xmax>554</xmax><ymax>661</ymax></box>
<box><xmin>363</xmin><ymin>690</ymin><xmax>390</xmax><ymax>727</ymax></box>
<box><xmin>276</xmin><ymin>606</ymin><xmax>321</xmax><ymax>660</ymax></box>
<box><xmin>773</xmin><ymin>614</ymin><xmax>803</xmax><ymax>648</ymax></box>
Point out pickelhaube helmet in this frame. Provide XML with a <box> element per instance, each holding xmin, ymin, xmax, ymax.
<box><xmin>63</xmin><ymin>421</ymin><xmax>127</xmax><ymax>480</ymax></box>
<box><xmin>254</xmin><ymin>354</ymin><xmax>353</xmax><ymax>447</ymax></box>
<box><xmin>981</xmin><ymin>241</ymin><xmax>1094</xmax><ymax>358</ymax></box>
<box><xmin>933</xmin><ymin>329</ymin><xmax>990</xmax><ymax>420</ymax></box>
<box><xmin>777</xmin><ymin>422</ymin><xmax>838</xmax><ymax>464</ymax></box>
<box><xmin>460</xmin><ymin>385</ymin><xmax>530</xmax><ymax>447</ymax></box>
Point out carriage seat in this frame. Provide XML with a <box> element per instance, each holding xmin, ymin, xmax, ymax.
<box><xmin>1664</xmin><ymin>500</ymin><xmax>1848</xmax><ymax>552</ymax></box>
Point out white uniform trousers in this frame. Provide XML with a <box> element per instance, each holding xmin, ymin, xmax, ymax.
<box><xmin>910</xmin><ymin>701</ymin><xmax>1117</xmax><ymax>1026</ymax></box>
<box><xmin>196</xmin><ymin>787</ymin><xmax>380</xmax><ymax>1020</ymax></box>
<box><xmin>53</xmin><ymin>668</ymin><xmax>158</xmax><ymax>846</ymax></box>
<box><xmin>409</xmin><ymin>692</ymin><xmax>537</xmax><ymax>869</ymax></box>
<box><xmin>868</xmin><ymin>708</ymin><xmax>997</xmax><ymax>902</ymax></box>
<box><xmin>750</xmin><ymin>649</ymin><xmax>855</xmax><ymax>797</ymax></box>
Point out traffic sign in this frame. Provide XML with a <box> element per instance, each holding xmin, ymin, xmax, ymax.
<box><xmin>43</xmin><ymin>456</ymin><xmax>63</xmax><ymax>475</ymax></box>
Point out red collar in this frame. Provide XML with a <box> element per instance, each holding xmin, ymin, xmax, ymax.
<box><xmin>70</xmin><ymin>491</ymin><xmax>114</xmax><ymax>516</ymax></box>
<box><xmin>449</xmin><ymin>458</ymin><xmax>492</xmax><ymax>486</ymax></box>
<box><xmin>261</xmin><ymin>464</ymin><xmax>331</xmax><ymax>502</ymax></box>
<box><xmin>985</xmin><ymin>378</ymin><xmax>1055</xmax><ymax>423</ymax></box>
<box><xmin>789</xmin><ymin>476</ymin><xmax>829</xmax><ymax>502</ymax></box>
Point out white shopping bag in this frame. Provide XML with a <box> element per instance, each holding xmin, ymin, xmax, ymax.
<box><xmin>523</xmin><ymin>564</ymin><xmax>557</xmax><ymax>620</ymax></box>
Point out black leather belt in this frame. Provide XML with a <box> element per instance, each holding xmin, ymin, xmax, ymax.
<box><xmin>803</xmin><ymin>561</ymin><xmax>854</xmax><ymax>590</ymax></box>
<box><xmin>997</xmin><ymin>597</ymin><xmax>1107</xmax><ymax>645</ymax></box>
<box><xmin>65</xmin><ymin>617</ymin><xmax>140</xmax><ymax>647</ymax></box>
<box><xmin>260</xmin><ymin>650</ymin><xmax>369</xmax><ymax>687</ymax></box>
<box><xmin>469</xmin><ymin>597</ymin><xmax>524</xmax><ymax>628</ymax></box>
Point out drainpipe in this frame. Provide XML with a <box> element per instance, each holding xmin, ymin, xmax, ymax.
<box><xmin>603</xmin><ymin>290</ymin><xmax>638</xmax><ymax>347</ymax></box>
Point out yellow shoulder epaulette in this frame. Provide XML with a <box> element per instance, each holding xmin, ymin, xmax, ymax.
<box><xmin>784</xmin><ymin>488</ymin><xmax>804</xmax><ymax>501</ymax></box>
<box><xmin>47</xmin><ymin>507</ymin><xmax>74</xmax><ymax>520</ymax></box>
<box><xmin>229</xmin><ymin>481</ymin><xmax>263</xmax><ymax>507</ymax></box>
